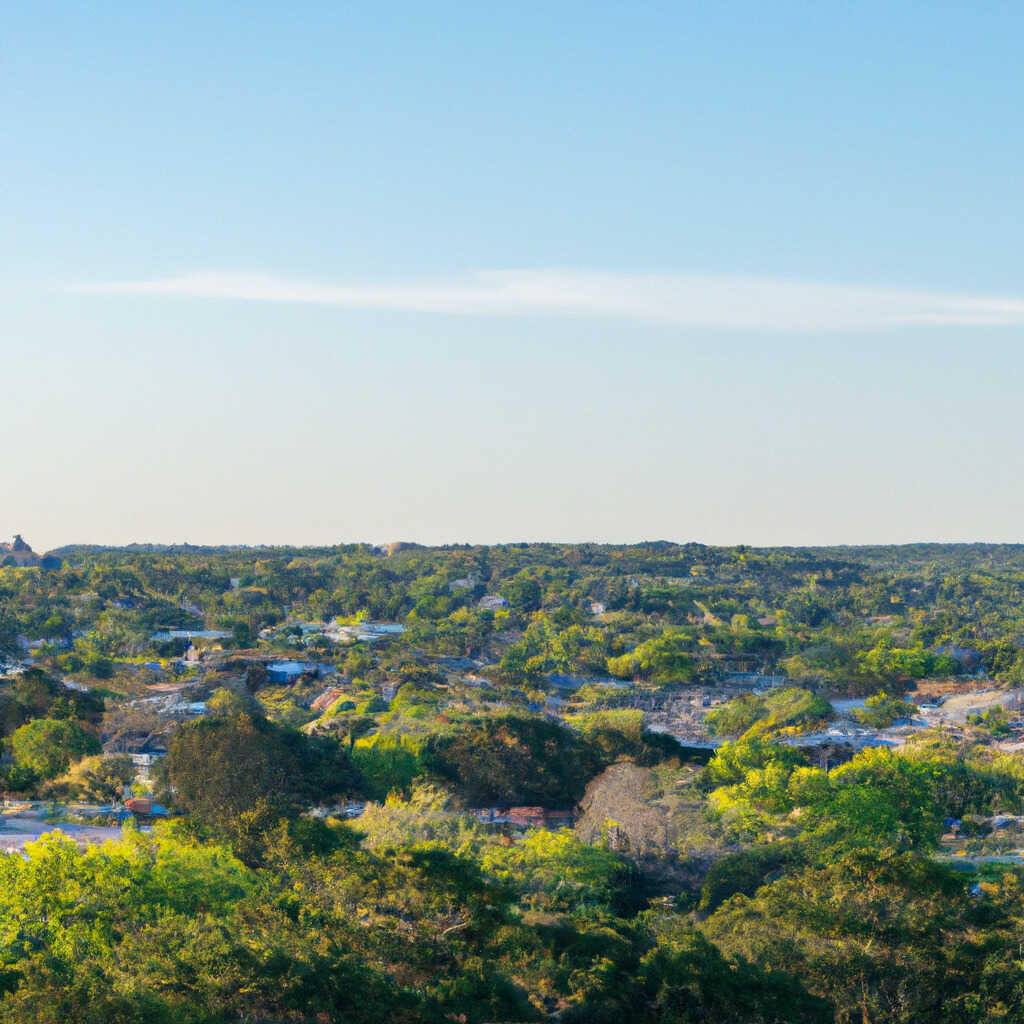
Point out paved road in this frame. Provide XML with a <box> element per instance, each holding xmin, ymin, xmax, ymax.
<box><xmin>0</xmin><ymin>817</ymin><xmax>127</xmax><ymax>852</ymax></box>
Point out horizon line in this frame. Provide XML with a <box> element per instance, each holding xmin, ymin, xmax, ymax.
<box><xmin>20</xmin><ymin>536</ymin><xmax>1024</xmax><ymax>553</ymax></box>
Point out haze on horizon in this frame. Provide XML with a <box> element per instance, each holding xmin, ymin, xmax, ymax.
<box><xmin>5</xmin><ymin>1</ymin><xmax>1024</xmax><ymax>552</ymax></box>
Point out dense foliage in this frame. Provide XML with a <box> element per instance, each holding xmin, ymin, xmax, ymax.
<box><xmin>5</xmin><ymin>541</ymin><xmax>1024</xmax><ymax>1020</ymax></box>
<box><xmin>429</xmin><ymin>713</ymin><xmax>601</xmax><ymax>806</ymax></box>
<box><xmin>165</xmin><ymin>712</ymin><xmax>360</xmax><ymax>856</ymax></box>
<box><xmin>8</xmin><ymin>539</ymin><xmax>1024</xmax><ymax>692</ymax></box>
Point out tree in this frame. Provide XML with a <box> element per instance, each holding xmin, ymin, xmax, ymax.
<box><xmin>854</xmin><ymin>691</ymin><xmax>918</xmax><ymax>728</ymax></box>
<box><xmin>606</xmin><ymin>631</ymin><xmax>694</xmax><ymax>684</ymax></box>
<box><xmin>821</xmin><ymin>746</ymin><xmax>943</xmax><ymax>851</ymax></box>
<box><xmin>634</xmin><ymin>928</ymin><xmax>831</xmax><ymax>1024</ymax></box>
<box><xmin>702</xmin><ymin>850</ymin><xmax>1008</xmax><ymax>1024</ymax></box>
<box><xmin>706</xmin><ymin>739</ymin><xmax>805</xmax><ymax>787</ymax></box>
<box><xmin>500</xmin><ymin>572</ymin><xmax>542</xmax><ymax>612</ymax></box>
<box><xmin>430</xmin><ymin>714</ymin><xmax>600</xmax><ymax>807</ymax></box>
<box><xmin>9</xmin><ymin>718</ymin><xmax>101</xmax><ymax>780</ymax></box>
<box><xmin>0</xmin><ymin>608</ymin><xmax>17</xmax><ymax>661</ymax></box>
<box><xmin>164</xmin><ymin>712</ymin><xmax>360</xmax><ymax>854</ymax></box>
<box><xmin>44</xmin><ymin>754</ymin><xmax>136</xmax><ymax>802</ymax></box>
<box><xmin>10</xmin><ymin>669</ymin><xmax>62</xmax><ymax>719</ymax></box>
<box><xmin>205</xmin><ymin>686</ymin><xmax>262</xmax><ymax>718</ymax></box>
<box><xmin>698</xmin><ymin>842</ymin><xmax>799</xmax><ymax>915</ymax></box>
<box><xmin>343</xmin><ymin>645</ymin><xmax>374</xmax><ymax>678</ymax></box>
<box><xmin>351</xmin><ymin>733</ymin><xmax>427</xmax><ymax>800</ymax></box>
<box><xmin>8</xmin><ymin>669</ymin><xmax>103</xmax><ymax>728</ymax></box>
<box><xmin>482</xmin><ymin>829</ymin><xmax>642</xmax><ymax>915</ymax></box>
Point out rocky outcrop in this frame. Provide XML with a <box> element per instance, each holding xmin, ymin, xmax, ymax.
<box><xmin>1</xmin><ymin>536</ymin><xmax>43</xmax><ymax>568</ymax></box>
<box><xmin>575</xmin><ymin>762</ymin><xmax>723</xmax><ymax>892</ymax></box>
<box><xmin>576</xmin><ymin>762</ymin><xmax>680</xmax><ymax>856</ymax></box>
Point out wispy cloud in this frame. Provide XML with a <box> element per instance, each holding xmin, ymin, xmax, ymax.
<box><xmin>76</xmin><ymin>269</ymin><xmax>1024</xmax><ymax>331</ymax></box>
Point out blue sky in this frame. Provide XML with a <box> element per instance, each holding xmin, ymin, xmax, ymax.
<box><xmin>4</xmin><ymin>1</ymin><xmax>1024</xmax><ymax>549</ymax></box>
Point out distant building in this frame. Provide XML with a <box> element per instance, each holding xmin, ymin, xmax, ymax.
<box><xmin>105</xmin><ymin>734</ymin><xmax>152</xmax><ymax>756</ymax></box>
<box><xmin>356</xmin><ymin>622</ymin><xmax>405</xmax><ymax>638</ymax></box>
<box><xmin>507</xmin><ymin>806</ymin><xmax>574</xmax><ymax>828</ymax></box>
<box><xmin>129</xmin><ymin>752</ymin><xmax>164</xmax><ymax>769</ymax></box>
<box><xmin>267</xmin><ymin>660</ymin><xmax>335</xmax><ymax>683</ymax></box>
<box><xmin>547</xmin><ymin>673</ymin><xmax>629</xmax><ymax>691</ymax></box>
<box><xmin>165</xmin><ymin>701</ymin><xmax>207</xmax><ymax>716</ymax></box>
<box><xmin>124</xmin><ymin>797</ymin><xmax>168</xmax><ymax>818</ymax></box>
<box><xmin>478</xmin><ymin>595</ymin><xmax>510</xmax><ymax>611</ymax></box>
<box><xmin>150</xmin><ymin>629</ymin><xmax>233</xmax><ymax>642</ymax></box>
<box><xmin>322</xmin><ymin>621</ymin><xmax>405</xmax><ymax>644</ymax></box>
<box><xmin>103</xmin><ymin>734</ymin><xmax>168</xmax><ymax>777</ymax></box>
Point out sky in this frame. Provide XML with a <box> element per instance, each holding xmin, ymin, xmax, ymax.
<box><xmin>4</xmin><ymin>1</ymin><xmax>1024</xmax><ymax>551</ymax></box>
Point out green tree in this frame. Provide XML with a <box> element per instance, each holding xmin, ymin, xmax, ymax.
<box><xmin>500</xmin><ymin>572</ymin><xmax>542</xmax><ymax>612</ymax></box>
<box><xmin>430</xmin><ymin>714</ymin><xmax>600</xmax><ymax>807</ymax></box>
<box><xmin>164</xmin><ymin>713</ymin><xmax>360</xmax><ymax>856</ymax></box>
<box><xmin>61</xmin><ymin>754</ymin><xmax>137</xmax><ymax>803</ymax></box>
<box><xmin>606</xmin><ymin>631</ymin><xmax>694</xmax><ymax>684</ymax></box>
<box><xmin>351</xmin><ymin>733</ymin><xmax>427</xmax><ymax>799</ymax></box>
<box><xmin>820</xmin><ymin>746</ymin><xmax>943</xmax><ymax>851</ymax></box>
<box><xmin>854</xmin><ymin>691</ymin><xmax>917</xmax><ymax>728</ymax></box>
<box><xmin>9</xmin><ymin>717</ymin><xmax>101</xmax><ymax>780</ymax></box>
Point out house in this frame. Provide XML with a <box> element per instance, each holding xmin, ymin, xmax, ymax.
<box><xmin>478</xmin><ymin>595</ymin><xmax>510</xmax><ymax>611</ymax></box>
<box><xmin>130</xmin><ymin>752</ymin><xmax>164</xmax><ymax>769</ymax></box>
<box><xmin>547</xmin><ymin>673</ymin><xmax>628</xmax><ymax>691</ymax></box>
<box><xmin>990</xmin><ymin>815</ymin><xmax>1024</xmax><ymax>831</ymax></box>
<box><xmin>104</xmin><ymin>732</ymin><xmax>168</xmax><ymax>756</ymax></box>
<box><xmin>471</xmin><ymin>806</ymin><xmax>575</xmax><ymax>829</ymax></box>
<box><xmin>472</xmin><ymin>807</ymin><xmax>508</xmax><ymax>824</ymax></box>
<box><xmin>104</xmin><ymin>733</ymin><xmax>168</xmax><ymax>776</ymax></box>
<box><xmin>311</xmin><ymin>686</ymin><xmax>349</xmax><ymax>713</ymax></box>
<box><xmin>123</xmin><ymin>797</ymin><xmax>169</xmax><ymax>819</ymax></box>
<box><xmin>151</xmin><ymin>629</ymin><xmax>232</xmax><ymax>642</ymax></box>
<box><xmin>321</xmin><ymin>621</ymin><xmax>405</xmax><ymax>644</ymax></box>
<box><xmin>268</xmin><ymin>660</ymin><xmax>310</xmax><ymax>682</ymax></box>
<box><xmin>507</xmin><ymin>806</ymin><xmax>574</xmax><ymax>828</ymax></box>
<box><xmin>267</xmin><ymin>660</ymin><xmax>334</xmax><ymax>683</ymax></box>
<box><xmin>354</xmin><ymin>622</ymin><xmax>405</xmax><ymax>642</ymax></box>
<box><xmin>164</xmin><ymin>701</ymin><xmax>207</xmax><ymax>716</ymax></box>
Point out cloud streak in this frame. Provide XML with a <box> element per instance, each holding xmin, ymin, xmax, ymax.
<box><xmin>77</xmin><ymin>269</ymin><xmax>1024</xmax><ymax>332</ymax></box>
